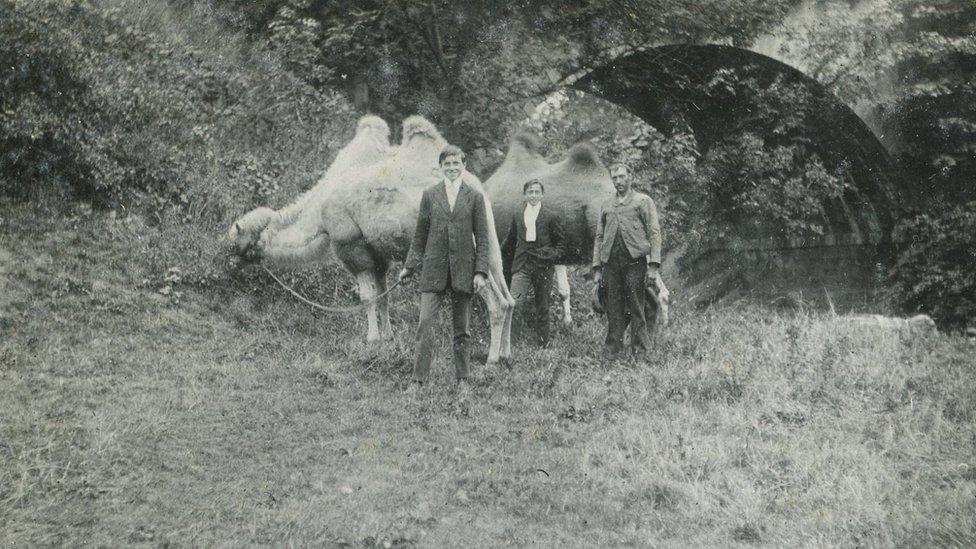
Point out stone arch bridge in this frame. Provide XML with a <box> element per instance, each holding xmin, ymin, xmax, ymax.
<box><xmin>556</xmin><ymin>44</ymin><xmax>910</xmax><ymax>310</ymax></box>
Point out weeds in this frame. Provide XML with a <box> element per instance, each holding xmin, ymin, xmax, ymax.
<box><xmin>1</xmin><ymin>204</ymin><xmax>975</xmax><ymax>546</ymax></box>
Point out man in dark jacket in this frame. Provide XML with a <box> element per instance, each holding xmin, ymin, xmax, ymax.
<box><xmin>501</xmin><ymin>179</ymin><xmax>564</xmax><ymax>346</ymax></box>
<box><xmin>398</xmin><ymin>145</ymin><xmax>490</xmax><ymax>394</ymax></box>
<box><xmin>591</xmin><ymin>163</ymin><xmax>662</xmax><ymax>356</ymax></box>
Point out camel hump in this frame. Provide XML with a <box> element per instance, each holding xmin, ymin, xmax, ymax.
<box><xmin>402</xmin><ymin>115</ymin><xmax>443</xmax><ymax>143</ymax></box>
<box><xmin>509</xmin><ymin>131</ymin><xmax>543</xmax><ymax>156</ymax></box>
<box><xmin>566</xmin><ymin>142</ymin><xmax>604</xmax><ymax>172</ymax></box>
<box><xmin>356</xmin><ymin>115</ymin><xmax>390</xmax><ymax>136</ymax></box>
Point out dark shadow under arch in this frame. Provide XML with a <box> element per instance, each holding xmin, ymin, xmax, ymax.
<box><xmin>571</xmin><ymin>44</ymin><xmax>907</xmax><ymax>246</ymax></box>
<box><xmin>569</xmin><ymin>44</ymin><xmax>910</xmax><ymax>309</ymax></box>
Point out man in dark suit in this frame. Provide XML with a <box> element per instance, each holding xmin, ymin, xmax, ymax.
<box><xmin>501</xmin><ymin>178</ymin><xmax>564</xmax><ymax>346</ymax></box>
<box><xmin>398</xmin><ymin>145</ymin><xmax>490</xmax><ymax>395</ymax></box>
<box><xmin>591</xmin><ymin>163</ymin><xmax>662</xmax><ymax>356</ymax></box>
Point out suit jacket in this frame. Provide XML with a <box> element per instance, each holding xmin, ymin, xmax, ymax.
<box><xmin>405</xmin><ymin>180</ymin><xmax>491</xmax><ymax>294</ymax></box>
<box><xmin>501</xmin><ymin>203</ymin><xmax>564</xmax><ymax>274</ymax></box>
<box><xmin>592</xmin><ymin>190</ymin><xmax>662</xmax><ymax>268</ymax></box>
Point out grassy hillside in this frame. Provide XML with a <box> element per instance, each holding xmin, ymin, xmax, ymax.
<box><xmin>2</xmin><ymin>201</ymin><xmax>974</xmax><ymax>547</ymax></box>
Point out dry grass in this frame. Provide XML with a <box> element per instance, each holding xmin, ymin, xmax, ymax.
<box><xmin>1</xmin><ymin>202</ymin><xmax>975</xmax><ymax>547</ymax></box>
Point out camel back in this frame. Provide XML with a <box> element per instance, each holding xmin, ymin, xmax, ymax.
<box><xmin>328</xmin><ymin>117</ymin><xmax>507</xmax><ymax>290</ymax></box>
<box><xmin>485</xmin><ymin>133</ymin><xmax>613</xmax><ymax>265</ymax></box>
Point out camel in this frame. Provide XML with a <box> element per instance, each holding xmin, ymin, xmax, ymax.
<box><xmin>484</xmin><ymin>132</ymin><xmax>670</xmax><ymax>327</ymax></box>
<box><xmin>228</xmin><ymin>115</ymin><xmax>393</xmax><ymax>266</ymax></box>
<box><xmin>485</xmin><ymin>133</ymin><xmax>610</xmax><ymax>324</ymax></box>
<box><xmin>228</xmin><ymin>115</ymin><xmax>515</xmax><ymax>364</ymax></box>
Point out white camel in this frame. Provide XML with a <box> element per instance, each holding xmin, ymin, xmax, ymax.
<box><xmin>229</xmin><ymin>115</ymin><xmax>515</xmax><ymax>364</ymax></box>
<box><xmin>229</xmin><ymin>115</ymin><xmax>393</xmax><ymax>266</ymax></box>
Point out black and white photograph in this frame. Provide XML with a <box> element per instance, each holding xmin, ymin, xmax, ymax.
<box><xmin>1</xmin><ymin>0</ymin><xmax>974</xmax><ymax>546</ymax></box>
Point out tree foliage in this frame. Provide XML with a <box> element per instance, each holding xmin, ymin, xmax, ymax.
<box><xmin>0</xmin><ymin>0</ymin><xmax>355</xmax><ymax>221</ymax></box>
<box><xmin>776</xmin><ymin>0</ymin><xmax>976</xmax><ymax>207</ymax></box>
<box><xmin>212</xmin><ymin>0</ymin><xmax>799</xmax><ymax>154</ymax></box>
<box><xmin>776</xmin><ymin>0</ymin><xmax>975</xmax><ymax>324</ymax></box>
<box><xmin>3</xmin><ymin>0</ymin><xmax>972</xmax><ymax>323</ymax></box>
<box><xmin>889</xmin><ymin>202</ymin><xmax>976</xmax><ymax>329</ymax></box>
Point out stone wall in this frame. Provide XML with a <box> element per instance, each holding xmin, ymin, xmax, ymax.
<box><xmin>681</xmin><ymin>237</ymin><xmax>891</xmax><ymax>312</ymax></box>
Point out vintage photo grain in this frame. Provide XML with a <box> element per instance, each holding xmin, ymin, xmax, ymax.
<box><xmin>2</xmin><ymin>0</ymin><xmax>974</xmax><ymax>546</ymax></box>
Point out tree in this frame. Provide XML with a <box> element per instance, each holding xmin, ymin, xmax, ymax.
<box><xmin>773</xmin><ymin>0</ymin><xmax>976</xmax><ymax>208</ymax></box>
<box><xmin>769</xmin><ymin>0</ymin><xmax>976</xmax><ymax>325</ymax></box>
<box><xmin>210</xmin><ymin>0</ymin><xmax>800</xmax><ymax>155</ymax></box>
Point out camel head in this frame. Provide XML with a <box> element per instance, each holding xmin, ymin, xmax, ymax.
<box><xmin>226</xmin><ymin>207</ymin><xmax>276</xmax><ymax>258</ymax></box>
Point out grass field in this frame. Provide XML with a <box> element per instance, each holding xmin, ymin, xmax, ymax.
<box><xmin>2</xmin><ymin>202</ymin><xmax>975</xmax><ymax>547</ymax></box>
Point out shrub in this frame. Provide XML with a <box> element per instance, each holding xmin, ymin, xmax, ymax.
<box><xmin>0</xmin><ymin>0</ymin><xmax>356</xmax><ymax>225</ymax></box>
<box><xmin>695</xmin><ymin>132</ymin><xmax>848</xmax><ymax>241</ymax></box>
<box><xmin>889</xmin><ymin>202</ymin><xmax>976</xmax><ymax>330</ymax></box>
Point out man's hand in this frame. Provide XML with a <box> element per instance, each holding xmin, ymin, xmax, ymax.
<box><xmin>398</xmin><ymin>267</ymin><xmax>414</xmax><ymax>282</ymax></box>
<box><xmin>592</xmin><ymin>267</ymin><xmax>602</xmax><ymax>285</ymax></box>
<box><xmin>473</xmin><ymin>273</ymin><xmax>488</xmax><ymax>293</ymax></box>
<box><xmin>647</xmin><ymin>263</ymin><xmax>659</xmax><ymax>279</ymax></box>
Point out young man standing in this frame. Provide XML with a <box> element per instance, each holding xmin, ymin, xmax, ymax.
<box><xmin>591</xmin><ymin>163</ymin><xmax>662</xmax><ymax>356</ymax></box>
<box><xmin>398</xmin><ymin>145</ymin><xmax>490</xmax><ymax>395</ymax></box>
<box><xmin>501</xmin><ymin>178</ymin><xmax>564</xmax><ymax>347</ymax></box>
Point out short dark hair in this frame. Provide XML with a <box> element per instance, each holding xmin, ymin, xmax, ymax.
<box><xmin>439</xmin><ymin>144</ymin><xmax>465</xmax><ymax>165</ymax></box>
<box><xmin>608</xmin><ymin>162</ymin><xmax>630</xmax><ymax>174</ymax></box>
<box><xmin>523</xmin><ymin>178</ymin><xmax>544</xmax><ymax>194</ymax></box>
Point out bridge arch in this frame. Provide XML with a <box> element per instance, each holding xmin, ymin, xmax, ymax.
<box><xmin>562</xmin><ymin>44</ymin><xmax>909</xmax><ymax>307</ymax></box>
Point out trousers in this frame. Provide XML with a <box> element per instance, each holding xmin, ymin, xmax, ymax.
<box><xmin>510</xmin><ymin>264</ymin><xmax>554</xmax><ymax>346</ymax></box>
<box><xmin>603</xmin><ymin>232</ymin><xmax>649</xmax><ymax>354</ymax></box>
<box><xmin>412</xmin><ymin>287</ymin><xmax>472</xmax><ymax>382</ymax></box>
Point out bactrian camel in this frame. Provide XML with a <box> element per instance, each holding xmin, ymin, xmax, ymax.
<box><xmin>487</xmin><ymin>132</ymin><xmax>671</xmax><ymax>327</ymax></box>
<box><xmin>228</xmin><ymin>115</ymin><xmax>669</xmax><ymax>361</ymax></box>
<box><xmin>485</xmin><ymin>132</ymin><xmax>613</xmax><ymax>324</ymax></box>
<box><xmin>228</xmin><ymin>115</ymin><xmax>516</xmax><ymax>364</ymax></box>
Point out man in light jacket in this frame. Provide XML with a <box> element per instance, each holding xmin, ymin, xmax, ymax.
<box><xmin>591</xmin><ymin>163</ymin><xmax>662</xmax><ymax>356</ymax></box>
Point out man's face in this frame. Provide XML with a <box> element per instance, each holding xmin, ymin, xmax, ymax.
<box><xmin>440</xmin><ymin>154</ymin><xmax>464</xmax><ymax>182</ymax></box>
<box><xmin>611</xmin><ymin>166</ymin><xmax>631</xmax><ymax>195</ymax></box>
<box><xmin>524</xmin><ymin>183</ymin><xmax>544</xmax><ymax>206</ymax></box>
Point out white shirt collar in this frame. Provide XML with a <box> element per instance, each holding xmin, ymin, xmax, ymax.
<box><xmin>523</xmin><ymin>202</ymin><xmax>541</xmax><ymax>242</ymax></box>
<box><xmin>444</xmin><ymin>177</ymin><xmax>463</xmax><ymax>210</ymax></box>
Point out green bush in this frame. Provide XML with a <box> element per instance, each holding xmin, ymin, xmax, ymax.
<box><xmin>889</xmin><ymin>202</ymin><xmax>976</xmax><ymax>330</ymax></box>
<box><xmin>0</xmin><ymin>0</ymin><xmax>356</xmax><ymax>224</ymax></box>
<box><xmin>695</xmin><ymin>132</ymin><xmax>848</xmax><ymax>241</ymax></box>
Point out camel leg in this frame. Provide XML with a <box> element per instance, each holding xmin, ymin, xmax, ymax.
<box><xmin>479</xmin><ymin>273</ymin><xmax>513</xmax><ymax>366</ymax></box>
<box><xmin>555</xmin><ymin>265</ymin><xmax>573</xmax><ymax>325</ymax></box>
<box><xmin>655</xmin><ymin>275</ymin><xmax>671</xmax><ymax>328</ymax></box>
<box><xmin>501</xmin><ymin>276</ymin><xmax>515</xmax><ymax>362</ymax></box>
<box><xmin>500</xmin><ymin>275</ymin><xmax>515</xmax><ymax>362</ymax></box>
<box><xmin>501</xmin><ymin>288</ymin><xmax>514</xmax><ymax>361</ymax></box>
<box><xmin>374</xmin><ymin>269</ymin><xmax>393</xmax><ymax>340</ymax></box>
<box><xmin>356</xmin><ymin>271</ymin><xmax>381</xmax><ymax>342</ymax></box>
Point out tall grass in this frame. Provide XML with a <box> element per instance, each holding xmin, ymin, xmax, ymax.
<box><xmin>1</xmin><ymin>202</ymin><xmax>973</xmax><ymax>546</ymax></box>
